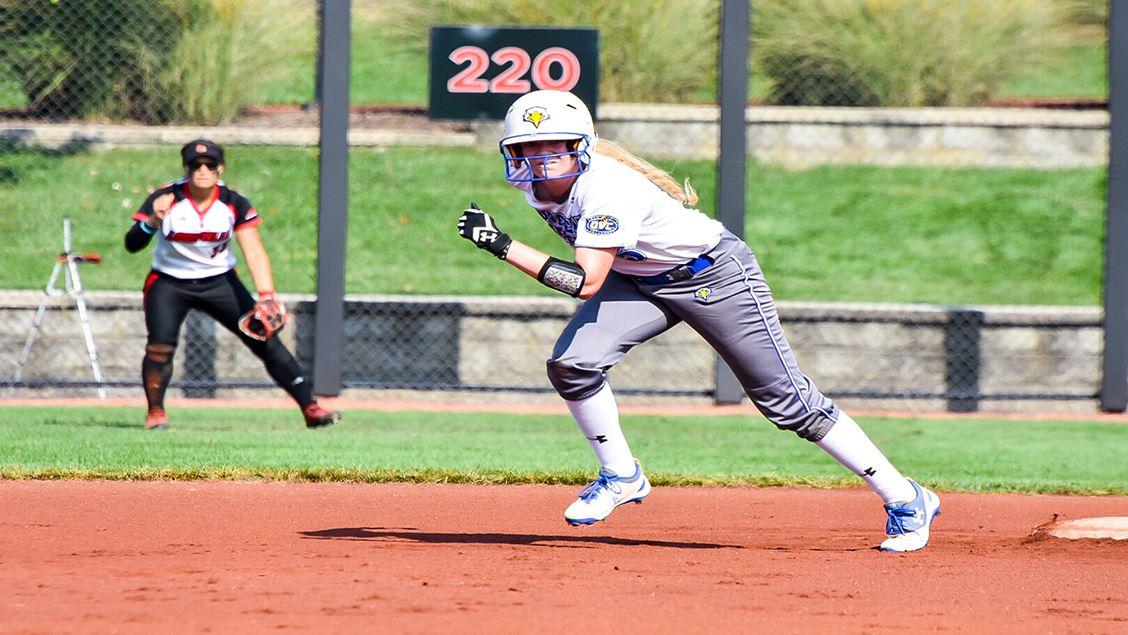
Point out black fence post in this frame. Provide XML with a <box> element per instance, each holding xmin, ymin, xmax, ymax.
<box><xmin>1102</xmin><ymin>0</ymin><xmax>1128</xmax><ymax>412</ymax></box>
<box><xmin>313</xmin><ymin>0</ymin><xmax>350</xmax><ymax>396</ymax></box>
<box><xmin>944</xmin><ymin>308</ymin><xmax>984</xmax><ymax>413</ymax></box>
<box><xmin>713</xmin><ymin>0</ymin><xmax>750</xmax><ymax>405</ymax></box>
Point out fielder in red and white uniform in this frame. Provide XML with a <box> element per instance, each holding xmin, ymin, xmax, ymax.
<box><xmin>124</xmin><ymin>139</ymin><xmax>339</xmax><ymax>430</ymax></box>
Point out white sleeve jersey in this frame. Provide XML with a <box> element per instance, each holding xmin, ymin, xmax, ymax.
<box><xmin>512</xmin><ymin>154</ymin><xmax>724</xmax><ymax>276</ymax></box>
<box><xmin>131</xmin><ymin>180</ymin><xmax>261</xmax><ymax>279</ymax></box>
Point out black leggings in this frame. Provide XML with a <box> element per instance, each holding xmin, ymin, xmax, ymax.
<box><xmin>142</xmin><ymin>270</ymin><xmax>313</xmax><ymax>407</ymax></box>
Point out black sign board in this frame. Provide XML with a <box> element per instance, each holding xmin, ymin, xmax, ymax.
<box><xmin>428</xmin><ymin>26</ymin><xmax>599</xmax><ymax>121</ymax></box>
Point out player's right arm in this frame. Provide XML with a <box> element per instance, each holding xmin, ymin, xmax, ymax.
<box><xmin>457</xmin><ymin>203</ymin><xmax>613</xmax><ymax>299</ymax></box>
<box><xmin>124</xmin><ymin>190</ymin><xmax>175</xmax><ymax>253</ymax></box>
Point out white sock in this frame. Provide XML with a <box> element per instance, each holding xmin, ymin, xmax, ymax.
<box><xmin>816</xmin><ymin>412</ymin><xmax>916</xmax><ymax>504</ymax></box>
<box><xmin>564</xmin><ymin>383</ymin><xmax>637</xmax><ymax>476</ymax></box>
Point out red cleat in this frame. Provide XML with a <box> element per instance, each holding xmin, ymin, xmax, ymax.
<box><xmin>145</xmin><ymin>407</ymin><xmax>169</xmax><ymax>430</ymax></box>
<box><xmin>303</xmin><ymin>403</ymin><xmax>340</xmax><ymax>429</ymax></box>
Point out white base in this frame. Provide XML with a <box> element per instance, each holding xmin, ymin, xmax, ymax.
<box><xmin>1046</xmin><ymin>517</ymin><xmax>1128</xmax><ymax>540</ymax></box>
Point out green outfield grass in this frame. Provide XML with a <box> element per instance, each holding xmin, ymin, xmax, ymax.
<box><xmin>0</xmin><ymin>146</ymin><xmax>1105</xmax><ymax>305</ymax></box>
<box><xmin>0</xmin><ymin>405</ymin><xmax>1124</xmax><ymax>495</ymax></box>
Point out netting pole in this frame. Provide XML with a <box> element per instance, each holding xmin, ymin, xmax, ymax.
<box><xmin>713</xmin><ymin>0</ymin><xmax>750</xmax><ymax>405</ymax></box>
<box><xmin>1102</xmin><ymin>0</ymin><xmax>1127</xmax><ymax>412</ymax></box>
<box><xmin>313</xmin><ymin>0</ymin><xmax>351</xmax><ymax>396</ymax></box>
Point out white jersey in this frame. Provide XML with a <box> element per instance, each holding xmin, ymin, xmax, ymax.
<box><xmin>131</xmin><ymin>179</ymin><xmax>260</xmax><ymax>279</ymax></box>
<box><xmin>511</xmin><ymin>154</ymin><xmax>724</xmax><ymax>276</ymax></box>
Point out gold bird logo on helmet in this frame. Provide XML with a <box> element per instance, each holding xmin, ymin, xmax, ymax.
<box><xmin>523</xmin><ymin>106</ymin><xmax>549</xmax><ymax>128</ymax></box>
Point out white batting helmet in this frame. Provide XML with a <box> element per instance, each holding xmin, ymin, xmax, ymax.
<box><xmin>499</xmin><ymin>90</ymin><xmax>596</xmax><ymax>182</ymax></box>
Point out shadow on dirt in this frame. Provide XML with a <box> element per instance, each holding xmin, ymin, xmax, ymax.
<box><xmin>301</xmin><ymin>526</ymin><xmax>741</xmax><ymax>550</ymax></box>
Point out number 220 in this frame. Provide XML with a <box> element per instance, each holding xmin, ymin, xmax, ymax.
<box><xmin>447</xmin><ymin>46</ymin><xmax>581</xmax><ymax>94</ymax></box>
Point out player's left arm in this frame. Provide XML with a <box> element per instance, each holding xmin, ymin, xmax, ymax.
<box><xmin>234</xmin><ymin>225</ymin><xmax>275</xmax><ymax>297</ymax></box>
<box><xmin>505</xmin><ymin>241</ymin><xmax>615</xmax><ymax>300</ymax></box>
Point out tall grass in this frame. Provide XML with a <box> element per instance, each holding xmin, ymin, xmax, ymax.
<box><xmin>380</xmin><ymin>0</ymin><xmax>719</xmax><ymax>103</ymax></box>
<box><xmin>0</xmin><ymin>1</ymin><xmax>1107</xmax><ymax>112</ymax></box>
<box><xmin>754</xmin><ymin>0</ymin><xmax>1076</xmax><ymax>106</ymax></box>
<box><xmin>1070</xmin><ymin>0</ymin><xmax>1108</xmax><ymax>26</ymax></box>
<box><xmin>157</xmin><ymin>0</ymin><xmax>314</xmax><ymax>123</ymax></box>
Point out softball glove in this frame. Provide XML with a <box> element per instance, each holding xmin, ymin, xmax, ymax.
<box><xmin>239</xmin><ymin>295</ymin><xmax>287</xmax><ymax>341</ymax></box>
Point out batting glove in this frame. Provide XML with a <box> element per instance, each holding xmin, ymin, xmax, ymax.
<box><xmin>458</xmin><ymin>202</ymin><xmax>512</xmax><ymax>260</ymax></box>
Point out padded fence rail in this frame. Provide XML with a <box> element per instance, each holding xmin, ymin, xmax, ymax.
<box><xmin>0</xmin><ymin>293</ymin><xmax>1101</xmax><ymax>413</ymax></box>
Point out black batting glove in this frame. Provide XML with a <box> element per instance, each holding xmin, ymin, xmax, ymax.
<box><xmin>457</xmin><ymin>202</ymin><xmax>512</xmax><ymax>260</ymax></box>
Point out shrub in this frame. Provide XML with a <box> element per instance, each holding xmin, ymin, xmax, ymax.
<box><xmin>0</xmin><ymin>0</ymin><xmax>311</xmax><ymax>123</ymax></box>
<box><xmin>0</xmin><ymin>0</ymin><xmax>201</xmax><ymax>120</ymax></box>
<box><xmin>754</xmin><ymin>0</ymin><xmax>1074</xmax><ymax>107</ymax></box>
<box><xmin>380</xmin><ymin>0</ymin><xmax>719</xmax><ymax>103</ymax></box>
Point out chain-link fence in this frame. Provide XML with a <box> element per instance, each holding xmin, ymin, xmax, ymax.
<box><xmin>0</xmin><ymin>0</ymin><xmax>1111</xmax><ymax>413</ymax></box>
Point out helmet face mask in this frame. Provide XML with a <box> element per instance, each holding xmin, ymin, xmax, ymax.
<box><xmin>502</xmin><ymin>141</ymin><xmax>591</xmax><ymax>183</ymax></box>
<box><xmin>499</xmin><ymin>90</ymin><xmax>596</xmax><ymax>183</ymax></box>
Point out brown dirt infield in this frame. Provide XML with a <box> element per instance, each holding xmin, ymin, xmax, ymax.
<box><xmin>2</xmin><ymin>481</ymin><xmax>1126</xmax><ymax>633</ymax></box>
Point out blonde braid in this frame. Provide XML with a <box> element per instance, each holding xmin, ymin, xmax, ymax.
<box><xmin>593</xmin><ymin>139</ymin><xmax>699</xmax><ymax>206</ymax></box>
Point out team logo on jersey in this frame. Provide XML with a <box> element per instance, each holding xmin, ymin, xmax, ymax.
<box><xmin>538</xmin><ymin>209</ymin><xmax>578</xmax><ymax>245</ymax></box>
<box><xmin>523</xmin><ymin>106</ymin><xmax>549</xmax><ymax>128</ymax></box>
<box><xmin>584</xmin><ymin>215</ymin><xmax>619</xmax><ymax>235</ymax></box>
<box><xmin>694</xmin><ymin>287</ymin><xmax>713</xmax><ymax>303</ymax></box>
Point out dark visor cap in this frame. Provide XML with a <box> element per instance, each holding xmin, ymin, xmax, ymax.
<box><xmin>181</xmin><ymin>139</ymin><xmax>225</xmax><ymax>165</ymax></box>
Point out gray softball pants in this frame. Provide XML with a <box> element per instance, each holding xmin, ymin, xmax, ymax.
<box><xmin>547</xmin><ymin>231</ymin><xmax>839</xmax><ymax>441</ymax></box>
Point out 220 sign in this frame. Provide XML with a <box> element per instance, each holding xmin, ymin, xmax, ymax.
<box><xmin>447</xmin><ymin>46</ymin><xmax>582</xmax><ymax>94</ymax></box>
<box><xmin>428</xmin><ymin>27</ymin><xmax>599</xmax><ymax>121</ymax></box>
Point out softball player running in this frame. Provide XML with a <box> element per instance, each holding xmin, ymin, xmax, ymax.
<box><xmin>125</xmin><ymin>139</ymin><xmax>340</xmax><ymax>431</ymax></box>
<box><xmin>458</xmin><ymin>90</ymin><xmax>939</xmax><ymax>552</ymax></box>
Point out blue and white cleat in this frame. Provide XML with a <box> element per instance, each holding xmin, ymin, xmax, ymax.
<box><xmin>564</xmin><ymin>460</ymin><xmax>651</xmax><ymax>526</ymax></box>
<box><xmin>879</xmin><ymin>478</ymin><xmax>941</xmax><ymax>552</ymax></box>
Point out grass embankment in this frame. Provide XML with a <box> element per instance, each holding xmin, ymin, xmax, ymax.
<box><xmin>0</xmin><ymin>406</ymin><xmax>1124</xmax><ymax>495</ymax></box>
<box><xmin>0</xmin><ymin>146</ymin><xmax>1104</xmax><ymax>305</ymax></box>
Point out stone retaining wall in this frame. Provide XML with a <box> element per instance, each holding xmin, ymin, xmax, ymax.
<box><xmin>481</xmin><ymin>105</ymin><xmax>1109</xmax><ymax>168</ymax></box>
<box><xmin>1</xmin><ymin>105</ymin><xmax>1108</xmax><ymax>169</ymax></box>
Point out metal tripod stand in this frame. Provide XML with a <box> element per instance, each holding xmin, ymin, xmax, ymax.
<box><xmin>14</xmin><ymin>217</ymin><xmax>106</xmax><ymax>398</ymax></box>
